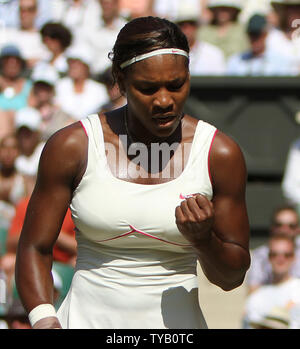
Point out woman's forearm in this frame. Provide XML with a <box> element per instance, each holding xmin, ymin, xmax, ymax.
<box><xmin>194</xmin><ymin>231</ymin><xmax>251</xmax><ymax>291</ymax></box>
<box><xmin>15</xmin><ymin>244</ymin><xmax>55</xmax><ymax>313</ymax></box>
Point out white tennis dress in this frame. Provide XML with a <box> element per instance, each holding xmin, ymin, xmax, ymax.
<box><xmin>57</xmin><ymin>114</ymin><xmax>217</xmax><ymax>329</ymax></box>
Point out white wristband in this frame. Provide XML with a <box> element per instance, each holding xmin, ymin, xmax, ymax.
<box><xmin>28</xmin><ymin>304</ymin><xmax>57</xmax><ymax>327</ymax></box>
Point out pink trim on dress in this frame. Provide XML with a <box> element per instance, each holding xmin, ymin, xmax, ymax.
<box><xmin>95</xmin><ymin>224</ymin><xmax>192</xmax><ymax>247</ymax></box>
<box><xmin>208</xmin><ymin>129</ymin><xmax>218</xmax><ymax>187</ymax></box>
<box><xmin>80</xmin><ymin>120</ymin><xmax>88</xmax><ymax>137</ymax></box>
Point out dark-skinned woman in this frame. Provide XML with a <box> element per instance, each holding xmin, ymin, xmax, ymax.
<box><xmin>15</xmin><ymin>16</ymin><xmax>250</xmax><ymax>329</ymax></box>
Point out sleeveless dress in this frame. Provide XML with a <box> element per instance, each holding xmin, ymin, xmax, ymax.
<box><xmin>57</xmin><ymin>114</ymin><xmax>217</xmax><ymax>329</ymax></box>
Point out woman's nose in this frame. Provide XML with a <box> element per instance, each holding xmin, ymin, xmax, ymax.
<box><xmin>153</xmin><ymin>88</ymin><xmax>173</xmax><ymax>111</ymax></box>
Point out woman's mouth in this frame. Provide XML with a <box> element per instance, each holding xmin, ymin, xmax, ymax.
<box><xmin>152</xmin><ymin>114</ymin><xmax>177</xmax><ymax>126</ymax></box>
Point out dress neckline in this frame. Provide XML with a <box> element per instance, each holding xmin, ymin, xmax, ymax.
<box><xmin>94</xmin><ymin>114</ymin><xmax>202</xmax><ymax>187</ymax></box>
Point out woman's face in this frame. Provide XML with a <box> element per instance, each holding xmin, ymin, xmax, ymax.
<box><xmin>42</xmin><ymin>36</ymin><xmax>64</xmax><ymax>54</ymax></box>
<box><xmin>0</xmin><ymin>136</ymin><xmax>19</xmax><ymax>169</ymax></box>
<box><xmin>2</xmin><ymin>56</ymin><xmax>23</xmax><ymax>79</ymax></box>
<box><xmin>213</xmin><ymin>7</ymin><xmax>238</xmax><ymax>25</ymax></box>
<box><xmin>121</xmin><ymin>54</ymin><xmax>190</xmax><ymax>139</ymax></box>
<box><xmin>68</xmin><ymin>59</ymin><xmax>89</xmax><ymax>80</ymax></box>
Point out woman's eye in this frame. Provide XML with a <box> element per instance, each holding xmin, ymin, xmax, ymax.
<box><xmin>139</xmin><ymin>87</ymin><xmax>157</xmax><ymax>95</ymax></box>
<box><xmin>168</xmin><ymin>82</ymin><xmax>184</xmax><ymax>91</ymax></box>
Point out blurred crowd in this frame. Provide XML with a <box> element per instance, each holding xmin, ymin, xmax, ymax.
<box><xmin>0</xmin><ymin>0</ymin><xmax>300</xmax><ymax>329</ymax></box>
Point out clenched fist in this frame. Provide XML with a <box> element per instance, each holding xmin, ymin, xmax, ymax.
<box><xmin>175</xmin><ymin>194</ymin><xmax>214</xmax><ymax>246</ymax></box>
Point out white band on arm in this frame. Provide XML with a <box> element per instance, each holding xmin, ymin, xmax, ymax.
<box><xmin>28</xmin><ymin>304</ymin><xmax>57</xmax><ymax>327</ymax></box>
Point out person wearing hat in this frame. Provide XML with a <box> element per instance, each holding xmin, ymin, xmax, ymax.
<box><xmin>249</xmin><ymin>306</ymin><xmax>291</xmax><ymax>329</ymax></box>
<box><xmin>54</xmin><ymin>44</ymin><xmax>109</xmax><ymax>120</ymax></box>
<box><xmin>51</xmin><ymin>0</ymin><xmax>103</xmax><ymax>37</ymax></box>
<box><xmin>153</xmin><ymin>0</ymin><xmax>204</xmax><ymax>23</ymax></box>
<box><xmin>0</xmin><ymin>0</ymin><xmax>49</xmax><ymax>69</ymax></box>
<box><xmin>238</xmin><ymin>0</ymin><xmax>274</xmax><ymax>25</ymax></box>
<box><xmin>198</xmin><ymin>0</ymin><xmax>250</xmax><ymax>59</ymax></box>
<box><xmin>226</xmin><ymin>14</ymin><xmax>298</xmax><ymax>75</ymax></box>
<box><xmin>243</xmin><ymin>234</ymin><xmax>300</xmax><ymax>329</ymax></box>
<box><xmin>266</xmin><ymin>0</ymin><xmax>300</xmax><ymax>71</ymax></box>
<box><xmin>0</xmin><ymin>44</ymin><xmax>32</xmax><ymax>112</ymax></box>
<box><xmin>175</xmin><ymin>4</ymin><xmax>226</xmax><ymax>75</ymax></box>
<box><xmin>28</xmin><ymin>71</ymin><xmax>76</xmax><ymax>141</ymax></box>
<box><xmin>75</xmin><ymin>0</ymin><xmax>128</xmax><ymax>76</ymax></box>
<box><xmin>14</xmin><ymin>107</ymin><xmax>45</xmax><ymax>178</ymax></box>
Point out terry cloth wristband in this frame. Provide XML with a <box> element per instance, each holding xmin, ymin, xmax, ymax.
<box><xmin>28</xmin><ymin>304</ymin><xmax>57</xmax><ymax>327</ymax></box>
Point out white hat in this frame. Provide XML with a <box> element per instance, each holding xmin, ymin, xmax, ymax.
<box><xmin>31</xmin><ymin>66</ymin><xmax>59</xmax><ymax>85</ymax></box>
<box><xmin>15</xmin><ymin>107</ymin><xmax>42</xmax><ymax>131</ymax></box>
<box><xmin>207</xmin><ymin>0</ymin><xmax>242</xmax><ymax>9</ymax></box>
<box><xmin>175</xmin><ymin>4</ymin><xmax>201</xmax><ymax>23</ymax></box>
<box><xmin>66</xmin><ymin>44</ymin><xmax>93</xmax><ymax>67</ymax></box>
<box><xmin>250</xmin><ymin>307</ymin><xmax>290</xmax><ymax>329</ymax></box>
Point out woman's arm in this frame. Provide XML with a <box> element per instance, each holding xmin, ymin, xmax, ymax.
<box><xmin>176</xmin><ymin>131</ymin><xmax>250</xmax><ymax>291</ymax></box>
<box><xmin>15</xmin><ymin>122</ymin><xmax>87</xmax><ymax>328</ymax></box>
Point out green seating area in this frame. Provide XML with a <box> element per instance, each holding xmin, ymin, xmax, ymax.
<box><xmin>186</xmin><ymin>76</ymin><xmax>300</xmax><ymax>235</ymax></box>
<box><xmin>0</xmin><ymin>227</ymin><xmax>7</xmax><ymax>257</ymax></box>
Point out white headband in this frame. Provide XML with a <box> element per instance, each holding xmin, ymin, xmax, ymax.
<box><xmin>120</xmin><ymin>48</ymin><xmax>189</xmax><ymax>69</ymax></box>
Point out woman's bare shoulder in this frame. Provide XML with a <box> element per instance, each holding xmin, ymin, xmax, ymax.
<box><xmin>209</xmin><ymin>130</ymin><xmax>247</xmax><ymax>192</ymax></box>
<box><xmin>39</xmin><ymin>121</ymin><xmax>88</xmax><ymax>179</ymax></box>
<box><xmin>211</xmin><ymin>130</ymin><xmax>244</xmax><ymax>160</ymax></box>
<box><xmin>45</xmin><ymin>121</ymin><xmax>87</xmax><ymax>155</ymax></box>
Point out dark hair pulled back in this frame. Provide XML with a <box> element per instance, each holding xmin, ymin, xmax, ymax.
<box><xmin>41</xmin><ymin>22</ymin><xmax>73</xmax><ymax>49</ymax></box>
<box><xmin>110</xmin><ymin>16</ymin><xmax>189</xmax><ymax>81</ymax></box>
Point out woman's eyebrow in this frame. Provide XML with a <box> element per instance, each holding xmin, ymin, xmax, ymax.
<box><xmin>134</xmin><ymin>77</ymin><xmax>185</xmax><ymax>85</ymax></box>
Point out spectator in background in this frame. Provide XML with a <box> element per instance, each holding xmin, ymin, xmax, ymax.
<box><xmin>267</xmin><ymin>0</ymin><xmax>300</xmax><ymax>72</ymax></box>
<box><xmin>0</xmin><ymin>0</ymin><xmax>19</xmax><ymax>30</ymax></box>
<box><xmin>119</xmin><ymin>0</ymin><xmax>155</xmax><ymax>19</ymax></box>
<box><xmin>0</xmin><ymin>134</ymin><xmax>33</xmax><ymax>234</ymax></box>
<box><xmin>239</xmin><ymin>0</ymin><xmax>273</xmax><ymax>24</ymax></box>
<box><xmin>0</xmin><ymin>0</ymin><xmax>52</xmax><ymax>30</ymax></box>
<box><xmin>153</xmin><ymin>0</ymin><xmax>203</xmax><ymax>23</ymax></box>
<box><xmin>51</xmin><ymin>0</ymin><xmax>102</xmax><ymax>37</ymax></box>
<box><xmin>77</xmin><ymin>0</ymin><xmax>127</xmax><ymax>75</ymax></box>
<box><xmin>31</xmin><ymin>21</ymin><xmax>73</xmax><ymax>79</ymax></box>
<box><xmin>3</xmin><ymin>197</ymin><xmax>76</xmax><ymax>272</ymax></box>
<box><xmin>175</xmin><ymin>4</ymin><xmax>226</xmax><ymax>76</ymax></box>
<box><xmin>282</xmin><ymin>137</ymin><xmax>300</xmax><ymax>212</ymax></box>
<box><xmin>243</xmin><ymin>234</ymin><xmax>300</xmax><ymax>329</ymax></box>
<box><xmin>226</xmin><ymin>14</ymin><xmax>298</xmax><ymax>76</ymax></box>
<box><xmin>55</xmin><ymin>45</ymin><xmax>109</xmax><ymax>120</ymax></box>
<box><xmin>246</xmin><ymin>205</ymin><xmax>300</xmax><ymax>294</ymax></box>
<box><xmin>97</xmin><ymin>66</ymin><xmax>127</xmax><ymax>113</ymax></box>
<box><xmin>0</xmin><ymin>0</ymin><xmax>49</xmax><ymax>69</ymax></box>
<box><xmin>198</xmin><ymin>0</ymin><xmax>250</xmax><ymax>59</ymax></box>
<box><xmin>14</xmin><ymin>107</ymin><xmax>45</xmax><ymax>178</ymax></box>
<box><xmin>1</xmin><ymin>194</ymin><xmax>76</xmax><ymax>325</ymax></box>
<box><xmin>29</xmin><ymin>71</ymin><xmax>75</xmax><ymax>141</ymax></box>
<box><xmin>0</xmin><ymin>45</ymin><xmax>32</xmax><ymax>112</ymax></box>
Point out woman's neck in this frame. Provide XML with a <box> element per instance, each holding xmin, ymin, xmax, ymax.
<box><xmin>73</xmin><ymin>77</ymin><xmax>86</xmax><ymax>93</ymax></box>
<box><xmin>216</xmin><ymin>21</ymin><xmax>232</xmax><ymax>36</ymax></box>
<box><xmin>50</xmin><ymin>50</ymin><xmax>63</xmax><ymax>63</ymax></box>
<box><xmin>272</xmin><ymin>273</ymin><xmax>291</xmax><ymax>285</ymax></box>
<box><xmin>125</xmin><ymin>107</ymin><xmax>182</xmax><ymax>148</ymax></box>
